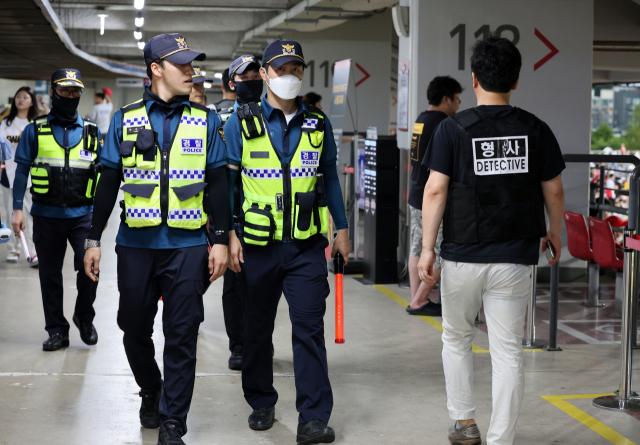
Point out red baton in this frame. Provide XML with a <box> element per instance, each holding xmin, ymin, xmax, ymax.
<box><xmin>334</xmin><ymin>252</ymin><xmax>345</xmax><ymax>344</ymax></box>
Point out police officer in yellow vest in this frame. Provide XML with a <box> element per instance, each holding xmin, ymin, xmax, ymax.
<box><xmin>82</xmin><ymin>34</ymin><xmax>229</xmax><ymax>445</ymax></box>
<box><xmin>225</xmin><ymin>40</ymin><xmax>350</xmax><ymax>444</ymax></box>
<box><xmin>11</xmin><ymin>68</ymin><xmax>101</xmax><ymax>352</ymax></box>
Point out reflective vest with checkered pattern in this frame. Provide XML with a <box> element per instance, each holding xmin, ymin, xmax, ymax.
<box><xmin>241</xmin><ymin>110</ymin><xmax>325</xmax><ymax>242</ymax></box>
<box><xmin>121</xmin><ymin>100</ymin><xmax>208</xmax><ymax>229</ymax></box>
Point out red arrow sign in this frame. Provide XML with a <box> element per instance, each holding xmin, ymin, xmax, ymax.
<box><xmin>355</xmin><ymin>62</ymin><xmax>370</xmax><ymax>87</ymax></box>
<box><xmin>534</xmin><ymin>29</ymin><xmax>559</xmax><ymax>71</ymax></box>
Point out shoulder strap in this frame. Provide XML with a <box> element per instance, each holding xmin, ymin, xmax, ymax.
<box><xmin>450</xmin><ymin>108</ymin><xmax>482</xmax><ymax>129</ymax></box>
<box><xmin>121</xmin><ymin>99</ymin><xmax>145</xmax><ymax>114</ymax></box>
<box><xmin>515</xmin><ymin>107</ymin><xmax>537</xmax><ymax>127</ymax></box>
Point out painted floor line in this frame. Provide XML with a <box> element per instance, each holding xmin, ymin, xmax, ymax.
<box><xmin>370</xmin><ymin>283</ymin><xmax>528</xmax><ymax>354</ymax></box>
<box><xmin>542</xmin><ymin>320</ymin><xmax>615</xmax><ymax>345</ymax></box>
<box><xmin>541</xmin><ymin>393</ymin><xmax>636</xmax><ymax>445</ymax></box>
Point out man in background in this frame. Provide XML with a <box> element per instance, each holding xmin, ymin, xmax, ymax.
<box><xmin>87</xmin><ymin>88</ymin><xmax>112</xmax><ymax>135</ymax></box>
<box><xmin>210</xmin><ymin>68</ymin><xmax>236</xmax><ymax>112</ymax></box>
<box><xmin>407</xmin><ymin>76</ymin><xmax>462</xmax><ymax>316</ymax></box>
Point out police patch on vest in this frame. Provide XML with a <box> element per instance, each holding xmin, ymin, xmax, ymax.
<box><xmin>181</xmin><ymin>139</ymin><xmax>204</xmax><ymax>154</ymax></box>
<box><xmin>300</xmin><ymin>150</ymin><xmax>319</xmax><ymax>167</ymax></box>
<box><xmin>79</xmin><ymin>149</ymin><xmax>94</xmax><ymax>161</ymax></box>
<box><xmin>127</xmin><ymin>126</ymin><xmax>145</xmax><ymax>135</ymax></box>
<box><xmin>217</xmin><ymin>126</ymin><xmax>225</xmax><ymax>144</ymax></box>
<box><xmin>472</xmin><ymin>136</ymin><xmax>528</xmax><ymax>176</ymax></box>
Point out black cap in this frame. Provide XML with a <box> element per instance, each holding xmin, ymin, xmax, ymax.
<box><xmin>262</xmin><ymin>40</ymin><xmax>306</xmax><ymax>68</ymax></box>
<box><xmin>230</xmin><ymin>55</ymin><xmax>260</xmax><ymax>77</ymax></box>
<box><xmin>51</xmin><ymin>68</ymin><xmax>84</xmax><ymax>88</ymax></box>
<box><xmin>192</xmin><ymin>66</ymin><xmax>206</xmax><ymax>84</ymax></box>
<box><xmin>143</xmin><ymin>33</ymin><xmax>206</xmax><ymax>66</ymax></box>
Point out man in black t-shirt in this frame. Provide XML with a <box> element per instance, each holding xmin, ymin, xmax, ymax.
<box><xmin>417</xmin><ymin>38</ymin><xmax>565</xmax><ymax>445</ymax></box>
<box><xmin>407</xmin><ymin>76</ymin><xmax>462</xmax><ymax>316</ymax></box>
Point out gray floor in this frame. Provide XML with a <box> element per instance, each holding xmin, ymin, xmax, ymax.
<box><xmin>1</xmin><ymin>206</ymin><xmax>639</xmax><ymax>444</ymax></box>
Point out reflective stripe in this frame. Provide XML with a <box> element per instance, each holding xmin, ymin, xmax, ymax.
<box><xmin>179</xmin><ymin>116</ymin><xmax>207</xmax><ymax>127</ymax></box>
<box><xmin>168</xmin><ymin>209</ymin><xmax>202</xmax><ymax>220</ymax></box>
<box><xmin>126</xmin><ymin>208</ymin><xmax>161</xmax><ymax>219</ymax></box>
<box><xmin>34</xmin><ymin>157</ymin><xmax>64</xmax><ymax>167</ymax></box>
<box><xmin>32</xmin><ymin>157</ymin><xmax>92</xmax><ymax>169</ymax></box>
<box><xmin>241</xmin><ymin>166</ymin><xmax>283</xmax><ymax>179</ymax></box>
<box><xmin>169</xmin><ymin>169</ymin><xmax>205</xmax><ymax>180</ymax></box>
<box><xmin>123</xmin><ymin>168</ymin><xmax>161</xmax><ymax>181</ymax></box>
<box><xmin>290</xmin><ymin>167</ymin><xmax>316</xmax><ymax>178</ymax></box>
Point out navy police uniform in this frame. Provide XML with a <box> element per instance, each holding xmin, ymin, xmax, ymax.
<box><xmin>13</xmin><ymin>69</ymin><xmax>101</xmax><ymax>350</ymax></box>
<box><xmin>86</xmin><ymin>34</ymin><xmax>229</xmax><ymax>439</ymax></box>
<box><xmin>225</xmin><ymin>41</ymin><xmax>348</xmax><ymax>430</ymax></box>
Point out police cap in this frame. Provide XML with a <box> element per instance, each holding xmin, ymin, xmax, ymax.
<box><xmin>143</xmin><ymin>33</ymin><xmax>206</xmax><ymax>66</ymax></box>
<box><xmin>230</xmin><ymin>55</ymin><xmax>260</xmax><ymax>77</ymax></box>
<box><xmin>192</xmin><ymin>66</ymin><xmax>206</xmax><ymax>84</ymax></box>
<box><xmin>262</xmin><ymin>40</ymin><xmax>306</xmax><ymax>68</ymax></box>
<box><xmin>51</xmin><ymin>68</ymin><xmax>84</xmax><ymax>89</ymax></box>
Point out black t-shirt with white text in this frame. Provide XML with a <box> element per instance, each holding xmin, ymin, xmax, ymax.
<box><xmin>422</xmin><ymin>105</ymin><xmax>565</xmax><ymax>265</ymax></box>
<box><xmin>408</xmin><ymin>110</ymin><xmax>448</xmax><ymax>209</ymax></box>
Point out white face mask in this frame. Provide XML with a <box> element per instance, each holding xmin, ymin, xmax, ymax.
<box><xmin>266</xmin><ymin>73</ymin><xmax>302</xmax><ymax>100</ymax></box>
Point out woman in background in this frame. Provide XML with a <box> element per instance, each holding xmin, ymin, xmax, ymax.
<box><xmin>0</xmin><ymin>86</ymin><xmax>39</xmax><ymax>265</ymax></box>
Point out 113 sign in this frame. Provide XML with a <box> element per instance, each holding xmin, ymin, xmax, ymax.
<box><xmin>450</xmin><ymin>24</ymin><xmax>520</xmax><ymax>70</ymax></box>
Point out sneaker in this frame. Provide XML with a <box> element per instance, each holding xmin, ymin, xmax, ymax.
<box><xmin>157</xmin><ymin>420</ymin><xmax>185</xmax><ymax>445</ymax></box>
<box><xmin>28</xmin><ymin>255</ymin><xmax>38</xmax><ymax>267</ymax></box>
<box><xmin>448</xmin><ymin>422</ymin><xmax>481</xmax><ymax>445</ymax></box>
<box><xmin>6</xmin><ymin>251</ymin><xmax>19</xmax><ymax>263</ymax></box>
<box><xmin>139</xmin><ymin>380</ymin><xmax>163</xmax><ymax>429</ymax></box>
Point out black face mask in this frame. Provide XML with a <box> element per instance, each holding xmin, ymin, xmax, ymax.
<box><xmin>234</xmin><ymin>80</ymin><xmax>263</xmax><ymax>105</ymax></box>
<box><xmin>50</xmin><ymin>92</ymin><xmax>80</xmax><ymax>126</ymax></box>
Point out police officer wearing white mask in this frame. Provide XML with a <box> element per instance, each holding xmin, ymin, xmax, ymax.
<box><xmin>417</xmin><ymin>37</ymin><xmax>565</xmax><ymax>445</ymax></box>
<box><xmin>224</xmin><ymin>40</ymin><xmax>350</xmax><ymax>443</ymax></box>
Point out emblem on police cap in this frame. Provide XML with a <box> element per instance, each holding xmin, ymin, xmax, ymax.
<box><xmin>193</xmin><ymin>67</ymin><xmax>201</xmax><ymax>75</ymax></box>
<box><xmin>175</xmin><ymin>37</ymin><xmax>187</xmax><ymax>49</ymax></box>
<box><xmin>282</xmin><ymin>44</ymin><xmax>295</xmax><ymax>54</ymax></box>
<box><xmin>66</xmin><ymin>71</ymin><xmax>77</xmax><ymax>79</ymax></box>
<box><xmin>242</xmin><ymin>56</ymin><xmax>253</xmax><ymax>62</ymax></box>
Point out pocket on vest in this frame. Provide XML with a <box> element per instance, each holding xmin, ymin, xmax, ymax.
<box><xmin>167</xmin><ymin>182</ymin><xmax>206</xmax><ymax>229</ymax></box>
<box><xmin>121</xmin><ymin>183</ymin><xmax>161</xmax><ymax>228</ymax></box>
<box><xmin>30</xmin><ymin>165</ymin><xmax>51</xmax><ymax>194</ymax></box>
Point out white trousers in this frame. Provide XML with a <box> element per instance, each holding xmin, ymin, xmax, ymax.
<box><xmin>440</xmin><ymin>260</ymin><xmax>531</xmax><ymax>445</ymax></box>
<box><xmin>1</xmin><ymin>186</ymin><xmax>35</xmax><ymax>255</ymax></box>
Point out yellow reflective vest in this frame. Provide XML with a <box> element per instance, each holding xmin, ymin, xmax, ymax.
<box><xmin>119</xmin><ymin>100</ymin><xmax>209</xmax><ymax>229</ymax></box>
<box><xmin>238</xmin><ymin>103</ymin><xmax>328</xmax><ymax>245</ymax></box>
<box><xmin>30</xmin><ymin>115</ymin><xmax>99</xmax><ymax>207</ymax></box>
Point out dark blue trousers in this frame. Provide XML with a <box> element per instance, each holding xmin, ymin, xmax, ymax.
<box><xmin>115</xmin><ymin>244</ymin><xmax>207</xmax><ymax>433</ymax></box>
<box><xmin>241</xmin><ymin>234</ymin><xmax>333</xmax><ymax>424</ymax></box>
<box><xmin>32</xmin><ymin>214</ymin><xmax>98</xmax><ymax>336</ymax></box>
<box><xmin>222</xmin><ymin>267</ymin><xmax>245</xmax><ymax>351</ymax></box>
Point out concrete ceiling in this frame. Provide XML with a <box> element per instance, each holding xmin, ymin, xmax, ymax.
<box><xmin>1</xmin><ymin>0</ymin><xmax>640</xmax><ymax>82</ymax></box>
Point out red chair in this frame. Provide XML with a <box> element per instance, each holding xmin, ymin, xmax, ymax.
<box><xmin>588</xmin><ymin>217</ymin><xmax>624</xmax><ymax>316</ymax></box>
<box><xmin>564</xmin><ymin>211</ymin><xmax>594</xmax><ymax>261</ymax></box>
<box><xmin>564</xmin><ymin>211</ymin><xmax>603</xmax><ymax>307</ymax></box>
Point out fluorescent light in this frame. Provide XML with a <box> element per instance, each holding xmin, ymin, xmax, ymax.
<box><xmin>213</xmin><ymin>72</ymin><xmax>222</xmax><ymax>79</ymax></box>
<box><xmin>137</xmin><ymin>41</ymin><xmax>145</xmax><ymax>50</ymax></box>
<box><xmin>203</xmin><ymin>82</ymin><xmax>212</xmax><ymax>89</ymax></box>
<box><xmin>135</xmin><ymin>17</ymin><xmax>144</xmax><ymax>27</ymax></box>
<box><xmin>97</xmin><ymin>14</ymin><xmax>108</xmax><ymax>36</ymax></box>
<box><xmin>134</xmin><ymin>0</ymin><xmax>144</xmax><ymax>10</ymax></box>
<box><xmin>134</xmin><ymin>28</ymin><xmax>142</xmax><ymax>40</ymax></box>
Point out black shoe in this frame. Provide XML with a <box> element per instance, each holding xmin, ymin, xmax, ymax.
<box><xmin>157</xmin><ymin>420</ymin><xmax>185</xmax><ymax>445</ymax></box>
<box><xmin>229</xmin><ymin>346</ymin><xmax>242</xmax><ymax>371</ymax></box>
<box><xmin>248</xmin><ymin>406</ymin><xmax>275</xmax><ymax>431</ymax></box>
<box><xmin>406</xmin><ymin>301</ymin><xmax>442</xmax><ymax>316</ymax></box>
<box><xmin>140</xmin><ymin>380</ymin><xmax>163</xmax><ymax>429</ymax></box>
<box><xmin>72</xmin><ymin>315</ymin><xmax>98</xmax><ymax>345</ymax></box>
<box><xmin>43</xmin><ymin>333</ymin><xmax>69</xmax><ymax>351</ymax></box>
<box><xmin>296</xmin><ymin>419</ymin><xmax>335</xmax><ymax>444</ymax></box>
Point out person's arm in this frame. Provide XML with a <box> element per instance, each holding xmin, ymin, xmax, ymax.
<box><xmin>11</xmin><ymin>123</ymin><xmax>37</xmax><ymax>235</ymax></box>
<box><xmin>223</xmin><ymin>113</ymin><xmax>245</xmax><ymax>273</ymax></box>
<box><xmin>206</xmin><ymin>167</ymin><xmax>230</xmax><ymax>245</ymax></box>
<box><xmin>87</xmin><ymin>166</ymin><xmax>120</xmax><ymax>242</ymax></box>
<box><xmin>317</xmin><ymin>116</ymin><xmax>350</xmax><ymax>262</ymax></box>
<box><xmin>417</xmin><ymin>171</ymin><xmax>450</xmax><ymax>284</ymax></box>
<box><xmin>541</xmin><ymin>175</ymin><xmax>564</xmax><ymax>265</ymax></box>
